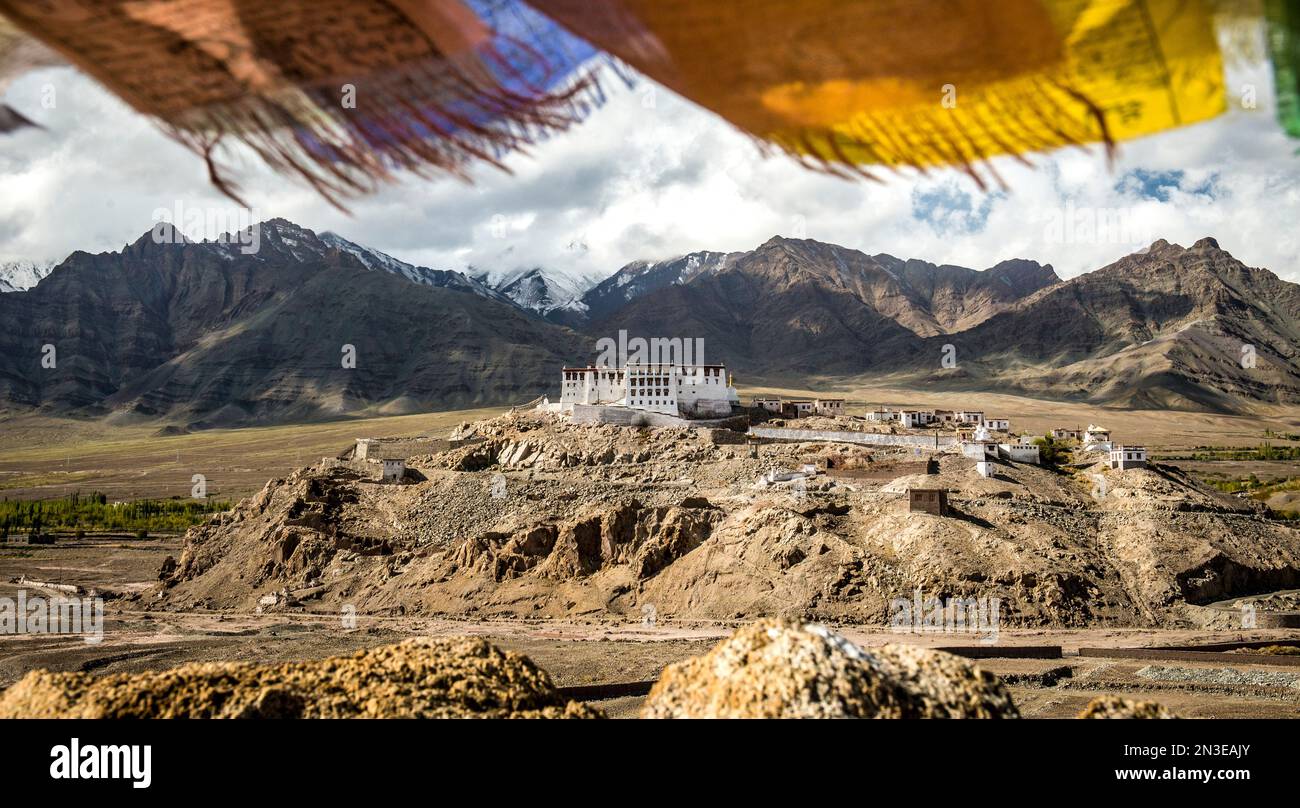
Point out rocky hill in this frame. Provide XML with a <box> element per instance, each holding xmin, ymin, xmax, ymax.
<box><xmin>938</xmin><ymin>237</ymin><xmax>1300</xmax><ymax>410</ymax></box>
<box><xmin>153</xmin><ymin>412</ymin><xmax>1300</xmax><ymax>627</ymax></box>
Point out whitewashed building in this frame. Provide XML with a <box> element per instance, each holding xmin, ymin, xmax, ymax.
<box><xmin>1084</xmin><ymin>424</ymin><xmax>1111</xmax><ymax>445</ymax></box>
<box><xmin>381</xmin><ymin>458</ymin><xmax>406</xmax><ymax>482</ymax></box>
<box><xmin>975</xmin><ymin>460</ymin><xmax>996</xmax><ymax>478</ymax></box>
<box><xmin>985</xmin><ymin>418</ymin><xmax>1010</xmax><ymax>432</ymax></box>
<box><xmin>998</xmin><ymin>443</ymin><xmax>1040</xmax><ymax>464</ymax></box>
<box><xmin>955</xmin><ymin>410</ymin><xmax>985</xmax><ymax>425</ymax></box>
<box><xmin>865</xmin><ymin>408</ymin><xmax>898</xmax><ymax>422</ymax></box>
<box><xmin>898</xmin><ymin>410</ymin><xmax>933</xmax><ymax>428</ymax></box>
<box><xmin>558</xmin><ymin>362</ymin><xmax>738</xmax><ymax>418</ymax></box>
<box><xmin>752</xmin><ymin>396</ymin><xmax>783</xmax><ymax>413</ymax></box>
<box><xmin>813</xmin><ymin>398</ymin><xmax>845</xmax><ymax>416</ymax></box>
<box><xmin>1109</xmin><ymin>445</ymin><xmax>1147</xmax><ymax>470</ymax></box>
<box><xmin>961</xmin><ymin>440</ymin><xmax>999</xmax><ymax>460</ymax></box>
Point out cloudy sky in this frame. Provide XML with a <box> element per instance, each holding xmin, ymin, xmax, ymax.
<box><xmin>3</xmin><ymin>47</ymin><xmax>1300</xmax><ymax>284</ymax></box>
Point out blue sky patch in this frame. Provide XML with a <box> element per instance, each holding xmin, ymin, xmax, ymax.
<box><xmin>910</xmin><ymin>184</ymin><xmax>1000</xmax><ymax>235</ymax></box>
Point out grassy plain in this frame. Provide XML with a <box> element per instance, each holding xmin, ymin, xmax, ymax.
<box><xmin>3</xmin><ymin>381</ymin><xmax>1299</xmax><ymax>502</ymax></box>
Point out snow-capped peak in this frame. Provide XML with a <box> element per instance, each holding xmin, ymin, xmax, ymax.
<box><xmin>0</xmin><ymin>259</ymin><xmax>56</xmax><ymax>292</ymax></box>
<box><xmin>318</xmin><ymin>231</ymin><xmax>511</xmax><ymax>304</ymax></box>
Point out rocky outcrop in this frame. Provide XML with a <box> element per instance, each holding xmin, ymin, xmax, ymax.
<box><xmin>445</xmin><ymin>499</ymin><xmax>725</xmax><ymax>582</ymax></box>
<box><xmin>1077</xmin><ymin>695</ymin><xmax>1178</xmax><ymax>719</ymax></box>
<box><xmin>164</xmin><ymin>466</ymin><xmax>377</xmax><ymax>592</ymax></box>
<box><xmin>0</xmin><ymin>638</ymin><xmax>602</xmax><ymax>719</ymax></box>
<box><xmin>641</xmin><ymin>619</ymin><xmax>1019</xmax><ymax>718</ymax></box>
<box><xmin>434</xmin><ymin>414</ymin><xmax>722</xmax><ymax>472</ymax></box>
<box><xmin>153</xmin><ymin>413</ymin><xmax>1300</xmax><ymax>625</ymax></box>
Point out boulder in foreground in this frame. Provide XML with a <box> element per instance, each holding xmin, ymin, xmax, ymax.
<box><xmin>642</xmin><ymin>619</ymin><xmax>1019</xmax><ymax>718</ymax></box>
<box><xmin>1077</xmin><ymin>695</ymin><xmax>1178</xmax><ymax>719</ymax></box>
<box><xmin>0</xmin><ymin>637</ymin><xmax>602</xmax><ymax>719</ymax></box>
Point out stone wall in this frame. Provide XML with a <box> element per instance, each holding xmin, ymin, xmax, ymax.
<box><xmin>570</xmin><ymin>404</ymin><xmax>746</xmax><ymax>431</ymax></box>
<box><xmin>749</xmin><ymin>427</ymin><xmax>956</xmax><ymax>449</ymax></box>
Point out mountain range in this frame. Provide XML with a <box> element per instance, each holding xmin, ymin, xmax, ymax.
<box><xmin>0</xmin><ymin>220</ymin><xmax>587</xmax><ymax>425</ymax></box>
<box><xmin>2</xmin><ymin>218</ymin><xmax>1297</xmax><ymax>426</ymax></box>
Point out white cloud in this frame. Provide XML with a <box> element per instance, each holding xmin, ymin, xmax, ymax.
<box><xmin>3</xmin><ymin>57</ymin><xmax>1300</xmax><ymax>284</ymax></box>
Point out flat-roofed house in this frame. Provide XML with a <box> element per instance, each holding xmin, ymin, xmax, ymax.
<box><xmin>985</xmin><ymin>418</ymin><xmax>1010</xmax><ymax>432</ymax></box>
<box><xmin>813</xmin><ymin>398</ymin><xmax>845</xmax><ymax>417</ymax></box>
<box><xmin>1083</xmin><ymin>424</ymin><xmax>1111</xmax><ymax>445</ymax></box>
<box><xmin>898</xmin><ymin>410</ymin><xmax>931</xmax><ymax>428</ymax></box>
<box><xmin>783</xmin><ymin>400</ymin><xmax>815</xmax><ymax>418</ymax></box>
<box><xmin>955</xmin><ymin>410</ymin><xmax>985</xmax><ymax>425</ymax></box>
<box><xmin>381</xmin><ymin>457</ymin><xmax>406</xmax><ymax>482</ymax></box>
<box><xmin>908</xmin><ymin>488</ymin><xmax>949</xmax><ymax>516</ymax></box>
<box><xmin>752</xmin><ymin>396</ymin><xmax>783</xmax><ymax>413</ymax></box>
<box><xmin>961</xmin><ymin>440</ymin><xmax>999</xmax><ymax>460</ymax></box>
<box><xmin>998</xmin><ymin>443</ymin><xmax>1040</xmax><ymax>464</ymax></box>
<box><xmin>1109</xmin><ymin>445</ymin><xmax>1148</xmax><ymax>470</ymax></box>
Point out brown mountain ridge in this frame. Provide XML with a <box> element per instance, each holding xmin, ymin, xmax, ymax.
<box><xmin>1</xmin><ymin>222</ymin><xmax>1296</xmax><ymax>424</ymax></box>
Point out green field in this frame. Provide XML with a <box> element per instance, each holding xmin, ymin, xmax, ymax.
<box><xmin>0</xmin><ymin>491</ymin><xmax>232</xmax><ymax>537</ymax></box>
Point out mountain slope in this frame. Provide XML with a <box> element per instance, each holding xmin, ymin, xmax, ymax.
<box><xmin>578</xmin><ymin>251</ymin><xmax>740</xmax><ymax>325</ymax></box>
<box><xmin>0</xmin><ymin>221</ymin><xmax>587</xmax><ymax>425</ymax></box>
<box><xmin>2</xmin><ymin>225</ymin><xmax>1295</xmax><ymax>421</ymax></box>
<box><xmin>588</xmin><ymin>236</ymin><xmax>1300</xmax><ymax>411</ymax></box>
<box><xmin>941</xmin><ymin>238</ymin><xmax>1300</xmax><ymax>409</ymax></box>
<box><xmin>316</xmin><ymin>230</ymin><xmax>513</xmax><ymax>305</ymax></box>
<box><xmin>485</xmin><ymin>267</ymin><xmax>597</xmax><ymax>325</ymax></box>
<box><xmin>590</xmin><ymin>237</ymin><xmax>1059</xmax><ymax>372</ymax></box>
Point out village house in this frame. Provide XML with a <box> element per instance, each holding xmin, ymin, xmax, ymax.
<box><xmin>751</xmin><ymin>396</ymin><xmax>783</xmax><ymax>413</ymax></box>
<box><xmin>931</xmin><ymin>409</ymin><xmax>955</xmax><ymax>424</ymax></box>
<box><xmin>908</xmin><ymin>488</ymin><xmax>949</xmax><ymax>516</ymax></box>
<box><xmin>898</xmin><ymin>410</ymin><xmax>932</xmax><ymax>428</ymax></box>
<box><xmin>985</xmin><ymin>418</ymin><xmax>1010</xmax><ymax>432</ymax></box>
<box><xmin>954</xmin><ymin>410</ymin><xmax>985</xmax><ymax>425</ymax></box>
<box><xmin>976</xmin><ymin>460</ymin><xmax>996</xmax><ymax>478</ymax></box>
<box><xmin>1082</xmin><ymin>424</ymin><xmax>1113</xmax><ymax>453</ymax></box>
<box><xmin>783</xmin><ymin>400</ymin><xmax>815</xmax><ymax>418</ymax></box>
<box><xmin>813</xmin><ymin>398</ymin><xmax>845</xmax><ymax>417</ymax></box>
<box><xmin>1109</xmin><ymin>445</ymin><xmax>1148</xmax><ymax>470</ymax></box>
<box><xmin>865</xmin><ymin>407</ymin><xmax>898</xmax><ymax>422</ymax></box>
<box><xmin>381</xmin><ymin>457</ymin><xmax>406</xmax><ymax>482</ymax></box>
<box><xmin>1083</xmin><ymin>424</ymin><xmax>1111</xmax><ymax>444</ymax></box>
<box><xmin>961</xmin><ymin>440</ymin><xmax>999</xmax><ymax>460</ymax></box>
<box><xmin>1051</xmin><ymin>427</ymin><xmax>1084</xmax><ymax>441</ymax></box>
<box><xmin>354</xmin><ymin>438</ymin><xmax>378</xmax><ymax>461</ymax></box>
<box><xmin>554</xmin><ymin>361</ymin><xmax>739</xmax><ymax>418</ymax></box>
<box><xmin>998</xmin><ymin>443</ymin><xmax>1041</xmax><ymax>464</ymax></box>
